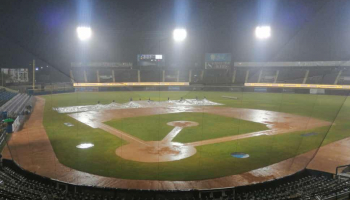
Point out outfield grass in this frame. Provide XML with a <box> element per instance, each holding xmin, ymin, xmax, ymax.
<box><xmin>39</xmin><ymin>91</ymin><xmax>350</xmax><ymax>180</ymax></box>
<box><xmin>104</xmin><ymin>112</ymin><xmax>268</xmax><ymax>143</ymax></box>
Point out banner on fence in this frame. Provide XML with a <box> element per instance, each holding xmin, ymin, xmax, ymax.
<box><xmin>245</xmin><ymin>83</ymin><xmax>350</xmax><ymax>90</ymax></box>
<box><xmin>74</xmin><ymin>82</ymin><xmax>189</xmax><ymax>87</ymax></box>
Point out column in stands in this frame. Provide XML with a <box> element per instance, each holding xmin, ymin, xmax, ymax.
<box><xmin>112</xmin><ymin>70</ymin><xmax>115</xmax><ymax>82</ymax></box>
<box><xmin>232</xmin><ymin>69</ymin><xmax>236</xmax><ymax>83</ymax></box>
<box><xmin>258</xmin><ymin>69</ymin><xmax>263</xmax><ymax>83</ymax></box>
<box><xmin>137</xmin><ymin>70</ymin><xmax>141</xmax><ymax>82</ymax></box>
<box><xmin>83</xmin><ymin>70</ymin><xmax>88</xmax><ymax>82</ymax></box>
<box><xmin>303</xmin><ymin>69</ymin><xmax>309</xmax><ymax>84</ymax></box>
<box><xmin>274</xmin><ymin>70</ymin><xmax>279</xmax><ymax>83</ymax></box>
<box><xmin>177</xmin><ymin>70</ymin><xmax>180</xmax><ymax>82</ymax></box>
<box><xmin>69</xmin><ymin>70</ymin><xmax>74</xmax><ymax>83</ymax></box>
<box><xmin>162</xmin><ymin>70</ymin><xmax>165</xmax><ymax>82</ymax></box>
<box><xmin>189</xmin><ymin>70</ymin><xmax>192</xmax><ymax>82</ymax></box>
<box><xmin>334</xmin><ymin>70</ymin><xmax>343</xmax><ymax>85</ymax></box>
<box><xmin>96</xmin><ymin>70</ymin><xmax>100</xmax><ymax>83</ymax></box>
<box><xmin>32</xmin><ymin>59</ymin><xmax>35</xmax><ymax>89</ymax></box>
<box><xmin>245</xmin><ymin>70</ymin><xmax>250</xmax><ymax>83</ymax></box>
<box><xmin>200</xmin><ymin>70</ymin><xmax>204</xmax><ymax>81</ymax></box>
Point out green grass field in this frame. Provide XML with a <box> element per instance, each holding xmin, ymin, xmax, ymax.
<box><xmin>41</xmin><ymin>91</ymin><xmax>350</xmax><ymax>180</ymax></box>
<box><xmin>105</xmin><ymin>112</ymin><xmax>268</xmax><ymax>143</ymax></box>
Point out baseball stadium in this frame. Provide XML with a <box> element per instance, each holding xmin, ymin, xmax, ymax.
<box><xmin>1</xmin><ymin>0</ymin><xmax>350</xmax><ymax>200</ymax></box>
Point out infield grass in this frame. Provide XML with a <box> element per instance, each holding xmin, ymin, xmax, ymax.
<box><xmin>104</xmin><ymin>112</ymin><xmax>268</xmax><ymax>143</ymax></box>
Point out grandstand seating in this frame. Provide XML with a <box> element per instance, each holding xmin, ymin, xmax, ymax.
<box><xmin>114</xmin><ymin>70</ymin><xmax>138</xmax><ymax>82</ymax></box>
<box><xmin>65</xmin><ymin>67</ymin><xmax>350</xmax><ymax>86</ymax></box>
<box><xmin>0</xmin><ymin>159</ymin><xmax>348</xmax><ymax>200</ymax></box>
<box><xmin>0</xmin><ymin>93</ymin><xmax>32</xmax><ymax>117</ymax></box>
<box><xmin>337</xmin><ymin>70</ymin><xmax>350</xmax><ymax>85</ymax></box>
<box><xmin>203</xmin><ymin>69</ymin><xmax>231</xmax><ymax>84</ymax></box>
<box><xmin>0</xmin><ymin>89</ymin><xmax>17</xmax><ymax>108</ymax></box>
<box><xmin>140</xmin><ymin>70</ymin><xmax>162</xmax><ymax>82</ymax></box>
<box><xmin>233</xmin><ymin>176</ymin><xmax>350</xmax><ymax>200</ymax></box>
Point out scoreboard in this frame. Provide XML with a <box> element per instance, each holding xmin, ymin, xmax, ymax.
<box><xmin>137</xmin><ymin>54</ymin><xmax>165</xmax><ymax>67</ymax></box>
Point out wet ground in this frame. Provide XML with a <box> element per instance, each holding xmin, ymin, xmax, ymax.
<box><xmin>67</xmin><ymin>102</ymin><xmax>331</xmax><ymax>161</ymax></box>
<box><xmin>2</xmin><ymin>96</ymin><xmax>349</xmax><ymax>190</ymax></box>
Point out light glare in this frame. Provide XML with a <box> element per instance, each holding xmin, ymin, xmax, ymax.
<box><xmin>173</xmin><ymin>28</ymin><xmax>187</xmax><ymax>42</ymax></box>
<box><xmin>76</xmin><ymin>26</ymin><xmax>92</xmax><ymax>41</ymax></box>
<box><xmin>255</xmin><ymin>26</ymin><xmax>271</xmax><ymax>39</ymax></box>
<box><xmin>76</xmin><ymin>143</ymin><xmax>94</xmax><ymax>149</ymax></box>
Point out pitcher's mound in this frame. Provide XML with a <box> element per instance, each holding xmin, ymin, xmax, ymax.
<box><xmin>116</xmin><ymin>141</ymin><xmax>197</xmax><ymax>162</ymax></box>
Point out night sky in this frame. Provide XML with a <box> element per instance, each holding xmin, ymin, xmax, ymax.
<box><xmin>1</xmin><ymin>0</ymin><xmax>350</xmax><ymax>74</ymax></box>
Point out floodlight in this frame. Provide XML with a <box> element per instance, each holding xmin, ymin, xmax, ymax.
<box><xmin>255</xmin><ymin>26</ymin><xmax>271</xmax><ymax>39</ymax></box>
<box><xmin>173</xmin><ymin>28</ymin><xmax>187</xmax><ymax>42</ymax></box>
<box><xmin>76</xmin><ymin>26</ymin><xmax>92</xmax><ymax>41</ymax></box>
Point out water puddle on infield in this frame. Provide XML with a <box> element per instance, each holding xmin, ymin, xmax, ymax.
<box><xmin>76</xmin><ymin>143</ymin><xmax>94</xmax><ymax>149</ymax></box>
<box><xmin>231</xmin><ymin>152</ymin><xmax>250</xmax><ymax>158</ymax></box>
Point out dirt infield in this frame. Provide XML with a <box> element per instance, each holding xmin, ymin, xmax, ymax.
<box><xmin>116</xmin><ymin>121</ymin><xmax>199</xmax><ymax>162</ymax></box>
<box><xmin>3</xmin><ymin>96</ymin><xmax>348</xmax><ymax>190</ymax></box>
<box><xmin>68</xmin><ymin>103</ymin><xmax>330</xmax><ymax>162</ymax></box>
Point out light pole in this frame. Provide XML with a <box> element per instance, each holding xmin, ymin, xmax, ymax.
<box><xmin>156</xmin><ymin>28</ymin><xmax>188</xmax><ymax>81</ymax></box>
<box><xmin>32</xmin><ymin>59</ymin><xmax>35</xmax><ymax>90</ymax></box>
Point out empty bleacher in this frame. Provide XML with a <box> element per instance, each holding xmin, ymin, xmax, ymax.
<box><xmin>260</xmin><ymin>69</ymin><xmax>277</xmax><ymax>83</ymax></box>
<box><xmin>321</xmin><ymin>69</ymin><xmax>340</xmax><ymax>85</ymax></box>
<box><xmin>114</xmin><ymin>70</ymin><xmax>138</xmax><ymax>82</ymax></box>
<box><xmin>72</xmin><ymin>69</ymin><xmax>85</xmax><ymax>83</ymax></box>
<box><xmin>233</xmin><ymin>175</ymin><xmax>349</xmax><ymax>200</ymax></box>
<box><xmin>276</xmin><ymin>68</ymin><xmax>306</xmax><ymax>84</ymax></box>
<box><xmin>140</xmin><ymin>70</ymin><xmax>162</xmax><ymax>82</ymax></box>
<box><xmin>203</xmin><ymin>69</ymin><xmax>231</xmax><ymax>84</ymax></box>
<box><xmin>337</xmin><ymin>70</ymin><xmax>350</xmax><ymax>85</ymax></box>
<box><xmin>0</xmin><ymin>93</ymin><xmax>32</xmax><ymax>117</ymax></box>
<box><xmin>234</xmin><ymin>68</ymin><xmax>248</xmax><ymax>85</ymax></box>
<box><xmin>306</xmin><ymin>68</ymin><xmax>333</xmax><ymax>84</ymax></box>
<box><xmin>63</xmin><ymin>65</ymin><xmax>350</xmax><ymax>86</ymax></box>
<box><xmin>0</xmin><ymin>89</ymin><xmax>17</xmax><ymax>108</ymax></box>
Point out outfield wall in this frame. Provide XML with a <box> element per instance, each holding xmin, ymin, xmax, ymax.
<box><xmin>30</xmin><ymin>84</ymin><xmax>350</xmax><ymax>96</ymax></box>
<box><xmin>92</xmin><ymin>85</ymin><xmax>350</xmax><ymax>96</ymax></box>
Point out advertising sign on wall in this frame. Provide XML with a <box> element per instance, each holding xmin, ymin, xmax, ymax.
<box><xmin>205</xmin><ymin>53</ymin><xmax>231</xmax><ymax>69</ymax></box>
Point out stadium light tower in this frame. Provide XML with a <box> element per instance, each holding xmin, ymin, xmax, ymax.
<box><xmin>255</xmin><ymin>26</ymin><xmax>271</xmax><ymax>39</ymax></box>
<box><xmin>173</xmin><ymin>28</ymin><xmax>187</xmax><ymax>42</ymax></box>
<box><xmin>76</xmin><ymin>26</ymin><xmax>92</xmax><ymax>41</ymax></box>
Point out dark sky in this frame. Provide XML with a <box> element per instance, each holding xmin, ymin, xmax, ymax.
<box><xmin>1</xmin><ymin>0</ymin><xmax>350</xmax><ymax>73</ymax></box>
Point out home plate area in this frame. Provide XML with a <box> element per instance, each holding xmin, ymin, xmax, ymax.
<box><xmin>116</xmin><ymin>121</ymin><xmax>199</xmax><ymax>162</ymax></box>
